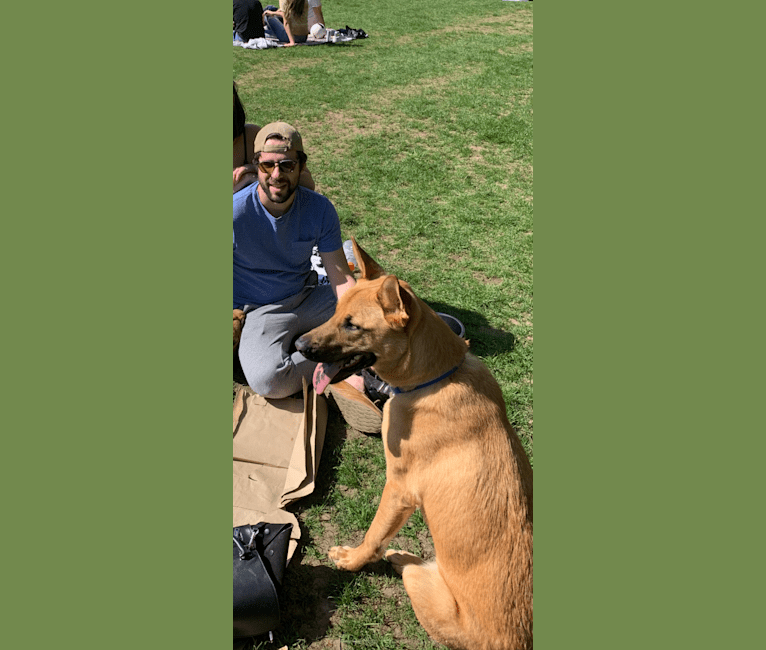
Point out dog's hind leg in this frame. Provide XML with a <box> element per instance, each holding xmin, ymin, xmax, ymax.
<box><xmin>384</xmin><ymin>548</ymin><xmax>425</xmax><ymax>574</ymax></box>
<box><xmin>386</xmin><ymin>551</ymin><xmax>474</xmax><ymax>650</ymax></box>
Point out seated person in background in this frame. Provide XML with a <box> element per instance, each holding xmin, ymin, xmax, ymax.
<box><xmin>234</xmin><ymin>123</ymin><xmax>355</xmax><ymax>398</ymax></box>
<box><xmin>234</xmin><ymin>82</ymin><xmax>314</xmax><ymax>193</ymax></box>
<box><xmin>263</xmin><ymin>0</ymin><xmax>309</xmax><ymax>47</ymax></box>
<box><xmin>308</xmin><ymin>0</ymin><xmax>325</xmax><ymax>30</ymax></box>
<box><xmin>233</xmin><ymin>0</ymin><xmax>265</xmax><ymax>42</ymax></box>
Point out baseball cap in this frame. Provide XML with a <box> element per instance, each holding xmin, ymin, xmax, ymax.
<box><xmin>253</xmin><ymin>122</ymin><xmax>304</xmax><ymax>153</ymax></box>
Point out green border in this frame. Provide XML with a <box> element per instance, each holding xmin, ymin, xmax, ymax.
<box><xmin>537</xmin><ymin>2</ymin><xmax>764</xmax><ymax>649</ymax></box>
<box><xmin>108</xmin><ymin>9</ymin><xmax>232</xmax><ymax>649</ymax></box>
<box><xmin>6</xmin><ymin>5</ymin><xmax>230</xmax><ymax>648</ymax></box>
<box><xmin>8</xmin><ymin>2</ymin><xmax>763</xmax><ymax>648</ymax></box>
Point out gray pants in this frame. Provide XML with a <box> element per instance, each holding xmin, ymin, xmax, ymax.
<box><xmin>238</xmin><ymin>275</ymin><xmax>336</xmax><ymax>399</ymax></box>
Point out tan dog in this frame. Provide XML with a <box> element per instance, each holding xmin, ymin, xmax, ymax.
<box><xmin>295</xmin><ymin>240</ymin><xmax>533</xmax><ymax>650</ymax></box>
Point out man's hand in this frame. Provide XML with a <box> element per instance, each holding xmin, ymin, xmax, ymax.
<box><xmin>234</xmin><ymin>309</ymin><xmax>246</xmax><ymax>350</ymax></box>
<box><xmin>320</xmin><ymin>248</ymin><xmax>356</xmax><ymax>299</ymax></box>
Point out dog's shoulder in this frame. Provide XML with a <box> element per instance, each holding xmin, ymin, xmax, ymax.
<box><xmin>456</xmin><ymin>353</ymin><xmax>506</xmax><ymax>402</ymax></box>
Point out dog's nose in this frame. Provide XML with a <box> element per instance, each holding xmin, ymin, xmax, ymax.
<box><xmin>295</xmin><ymin>335</ymin><xmax>320</xmax><ymax>361</ymax></box>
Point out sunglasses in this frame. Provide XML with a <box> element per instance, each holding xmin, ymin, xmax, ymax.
<box><xmin>257</xmin><ymin>159</ymin><xmax>299</xmax><ymax>174</ymax></box>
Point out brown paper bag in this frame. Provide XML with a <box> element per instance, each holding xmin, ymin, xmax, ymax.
<box><xmin>233</xmin><ymin>379</ymin><xmax>327</xmax><ymax>561</ymax></box>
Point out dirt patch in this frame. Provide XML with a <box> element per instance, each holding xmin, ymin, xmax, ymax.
<box><xmin>299</xmin><ymin>71</ymin><xmax>470</xmax><ymax>156</ymax></box>
<box><xmin>388</xmin><ymin>14</ymin><xmax>532</xmax><ymax>45</ymax></box>
<box><xmin>237</xmin><ymin>58</ymin><xmax>322</xmax><ymax>89</ymax></box>
<box><xmin>472</xmin><ymin>271</ymin><xmax>504</xmax><ymax>286</ymax></box>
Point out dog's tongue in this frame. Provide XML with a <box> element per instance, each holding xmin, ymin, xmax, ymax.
<box><xmin>313</xmin><ymin>361</ymin><xmax>343</xmax><ymax>395</ymax></box>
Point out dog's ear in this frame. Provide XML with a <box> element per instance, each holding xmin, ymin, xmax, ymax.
<box><xmin>352</xmin><ymin>237</ymin><xmax>386</xmax><ymax>281</ymax></box>
<box><xmin>377</xmin><ymin>275</ymin><xmax>411</xmax><ymax>330</ymax></box>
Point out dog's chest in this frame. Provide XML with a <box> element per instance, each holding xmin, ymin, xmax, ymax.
<box><xmin>381</xmin><ymin>401</ymin><xmax>441</xmax><ymax>478</ymax></box>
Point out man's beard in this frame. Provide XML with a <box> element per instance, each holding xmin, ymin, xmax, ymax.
<box><xmin>261</xmin><ymin>176</ymin><xmax>298</xmax><ymax>204</ymax></box>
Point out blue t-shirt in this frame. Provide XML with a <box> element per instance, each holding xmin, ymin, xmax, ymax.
<box><xmin>233</xmin><ymin>183</ymin><xmax>342</xmax><ymax>309</ymax></box>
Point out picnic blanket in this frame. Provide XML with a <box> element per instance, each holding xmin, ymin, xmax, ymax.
<box><xmin>234</xmin><ymin>25</ymin><xmax>366</xmax><ymax>49</ymax></box>
<box><xmin>234</xmin><ymin>35</ymin><xmax>353</xmax><ymax>49</ymax></box>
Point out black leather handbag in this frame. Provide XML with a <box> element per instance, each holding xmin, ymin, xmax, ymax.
<box><xmin>233</xmin><ymin>522</ymin><xmax>292</xmax><ymax>640</ymax></box>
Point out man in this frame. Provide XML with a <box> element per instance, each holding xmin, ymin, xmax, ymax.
<box><xmin>233</xmin><ymin>123</ymin><xmax>355</xmax><ymax>399</ymax></box>
<box><xmin>233</xmin><ymin>0</ymin><xmax>265</xmax><ymax>42</ymax></box>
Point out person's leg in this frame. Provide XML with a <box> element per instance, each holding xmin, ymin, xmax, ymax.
<box><xmin>246</xmin><ymin>1</ymin><xmax>265</xmax><ymax>39</ymax></box>
<box><xmin>265</xmin><ymin>16</ymin><xmax>289</xmax><ymax>42</ymax></box>
<box><xmin>239</xmin><ymin>282</ymin><xmax>337</xmax><ymax>398</ymax></box>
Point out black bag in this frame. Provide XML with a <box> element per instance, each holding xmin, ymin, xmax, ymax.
<box><xmin>233</xmin><ymin>522</ymin><xmax>292</xmax><ymax>640</ymax></box>
<box><xmin>338</xmin><ymin>25</ymin><xmax>369</xmax><ymax>40</ymax></box>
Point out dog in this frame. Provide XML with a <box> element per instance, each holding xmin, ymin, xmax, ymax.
<box><xmin>295</xmin><ymin>240</ymin><xmax>533</xmax><ymax>650</ymax></box>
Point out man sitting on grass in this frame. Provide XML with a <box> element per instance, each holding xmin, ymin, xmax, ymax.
<box><xmin>233</xmin><ymin>123</ymin><xmax>355</xmax><ymax>399</ymax></box>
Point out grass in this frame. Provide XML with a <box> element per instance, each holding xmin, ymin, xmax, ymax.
<box><xmin>235</xmin><ymin>2</ymin><xmax>532</xmax><ymax>647</ymax></box>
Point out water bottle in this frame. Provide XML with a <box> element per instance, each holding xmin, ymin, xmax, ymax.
<box><xmin>342</xmin><ymin>240</ymin><xmax>357</xmax><ymax>272</ymax></box>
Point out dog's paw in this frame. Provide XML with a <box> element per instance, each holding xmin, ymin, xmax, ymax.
<box><xmin>384</xmin><ymin>549</ymin><xmax>425</xmax><ymax>575</ymax></box>
<box><xmin>329</xmin><ymin>545</ymin><xmax>366</xmax><ymax>571</ymax></box>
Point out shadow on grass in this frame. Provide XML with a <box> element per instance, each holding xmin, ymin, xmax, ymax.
<box><xmin>425</xmin><ymin>300</ymin><xmax>516</xmax><ymax>358</ymax></box>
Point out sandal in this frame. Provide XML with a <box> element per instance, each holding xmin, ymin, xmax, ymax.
<box><xmin>328</xmin><ymin>380</ymin><xmax>383</xmax><ymax>434</ymax></box>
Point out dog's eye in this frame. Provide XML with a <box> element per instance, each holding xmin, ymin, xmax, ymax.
<box><xmin>343</xmin><ymin>316</ymin><xmax>361</xmax><ymax>332</ymax></box>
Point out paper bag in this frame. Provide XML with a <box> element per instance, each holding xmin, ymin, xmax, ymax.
<box><xmin>233</xmin><ymin>379</ymin><xmax>327</xmax><ymax>561</ymax></box>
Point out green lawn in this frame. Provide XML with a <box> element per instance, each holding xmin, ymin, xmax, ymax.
<box><xmin>235</xmin><ymin>2</ymin><xmax>532</xmax><ymax>647</ymax></box>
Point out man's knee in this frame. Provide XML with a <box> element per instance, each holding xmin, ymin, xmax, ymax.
<box><xmin>248</xmin><ymin>377</ymin><xmax>300</xmax><ymax>399</ymax></box>
<box><xmin>241</xmin><ymin>356</ymin><xmax>302</xmax><ymax>399</ymax></box>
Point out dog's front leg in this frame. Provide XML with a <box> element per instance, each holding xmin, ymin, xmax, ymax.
<box><xmin>329</xmin><ymin>481</ymin><xmax>415</xmax><ymax>572</ymax></box>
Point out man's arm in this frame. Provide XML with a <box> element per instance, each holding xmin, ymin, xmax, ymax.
<box><xmin>320</xmin><ymin>248</ymin><xmax>355</xmax><ymax>299</ymax></box>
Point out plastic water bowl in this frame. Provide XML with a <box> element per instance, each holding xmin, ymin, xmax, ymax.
<box><xmin>437</xmin><ymin>313</ymin><xmax>466</xmax><ymax>338</ymax></box>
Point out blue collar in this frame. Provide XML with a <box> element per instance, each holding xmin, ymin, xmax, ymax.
<box><xmin>391</xmin><ymin>359</ymin><xmax>465</xmax><ymax>395</ymax></box>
